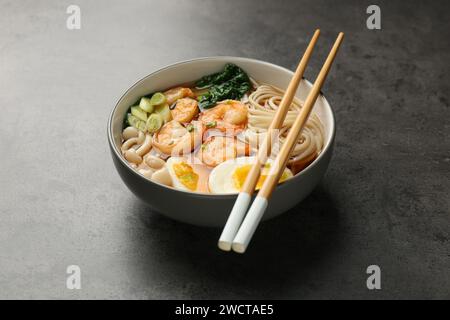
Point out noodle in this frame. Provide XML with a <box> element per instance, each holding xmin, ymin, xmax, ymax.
<box><xmin>243</xmin><ymin>83</ymin><xmax>325</xmax><ymax>171</ymax></box>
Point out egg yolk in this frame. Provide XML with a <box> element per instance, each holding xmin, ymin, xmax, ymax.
<box><xmin>232</xmin><ymin>164</ymin><xmax>290</xmax><ymax>191</ymax></box>
<box><xmin>173</xmin><ymin>162</ymin><xmax>199</xmax><ymax>191</ymax></box>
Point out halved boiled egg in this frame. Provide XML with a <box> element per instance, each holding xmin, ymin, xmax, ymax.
<box><xmin>208</xmin><ymin>156</ymin><xmax>293</xmax><ymax>194</ymax></box>
<box><xmin>166</xmin><ymin>157</ymin><xmax>209</xmax><ymax>193</ymax></box>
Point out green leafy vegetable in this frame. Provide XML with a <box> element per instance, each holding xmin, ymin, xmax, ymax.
<box><xmin>196</xmin><ymin>63</ymin><xmax>241</xmax><ymax>89</ymax></box>
<box><xmin>195</xmin><ymin>63</ymin><xmax>251</xmax><ymax>110</ymax></box>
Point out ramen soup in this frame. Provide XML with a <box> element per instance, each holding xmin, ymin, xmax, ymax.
<box><xmin>120</xmin><ymin>63</ymin><xmax>325</xmax><ymax>194</ymax></box>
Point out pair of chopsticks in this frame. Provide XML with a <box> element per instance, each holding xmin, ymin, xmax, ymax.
<box><xmin>218</xmin><ymin>30</ymin><xmax>344</xmax><ymax>253</ymax></box>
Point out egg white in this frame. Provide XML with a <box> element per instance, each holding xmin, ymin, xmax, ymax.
<box><xmin>166</xmin><ymin>157</ymin><xmax>195</xmax><ymax>192</ymax></box>
<box><xmin>208</xmin><ymin>156</ymin><xmax>293</xmax><ymax>194</ymax></box>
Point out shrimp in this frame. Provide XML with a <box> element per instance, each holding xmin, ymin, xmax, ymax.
<box><xmin>152</xmin><ymin>120</ymin><xmax>202</xmax><ymax>156</ymax></box>
<box><xmin>164</xmin><ymin>87</ymin><xmax>195</xmax><ymax>105</ymax></box>
<box><xmin>171</xmin><ymin>97</ymin><xmax>199</xmax><ymax>123</ymax></box>
<box><xmin>198</xmin><ymin>100</ymin><xmax>248</xmax><ymax>134</ymax></box>
<box><xmin>199</xmin><ymin>136</ymin><xmax>250</xmax><ymax>167</ymax></box>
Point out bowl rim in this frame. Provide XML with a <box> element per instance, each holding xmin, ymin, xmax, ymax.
<box><xmin>107</xmin><ymin>56</ymin><xmax>336</xmax><ymax>199</ymax></box>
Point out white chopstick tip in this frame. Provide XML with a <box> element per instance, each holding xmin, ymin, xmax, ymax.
<box><xmin>217</xmin><ymin>240</ymin><xmax>232</xmax><ymax>251</ymax></box>
<box><xmin>231</xmin><ymin>196</ymin><xmax>268</xmax><ymax>254</ymax></box>
<box><xmin>218</xmin><ymin>192</ymin><xmax>252</xmax><ymax>251</ymax></box>
<box><xmin>231</xmin><ymin>243</ymin><xmax>246</xmax><ymax>254</ymax></box>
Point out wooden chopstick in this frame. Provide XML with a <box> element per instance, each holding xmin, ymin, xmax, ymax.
<box><xmin>218</xmin><ymin>30</ymin><xmax>321</xmax><ymax>251</ymax></box>
<box><xmin>232</xmin><ymin>32</ymin><xmax>345</xmax><ymax>254</ymax></box>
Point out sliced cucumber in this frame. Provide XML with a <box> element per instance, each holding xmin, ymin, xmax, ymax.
<box><xmin>150</xmin><ymin>92</ymin><xmax>166</xmax><ymax>106</ymax></box>
<box><xmin>146</xmin><ymin>113</ymin><xmax>163</xmax><ymax>133</ymax></box>
<box><xmin>127</xmin><ymin>113</ymin><xmax>147</xmax><ymax>132</ymax></box>
<box><xmin>154</xmin><ymin>103</ymin><xmax>172</xmax><ymax>124</ymax></box>
<box><xmin>139</xmin><ymin>97</ymin><xmax>154</xmax><ymax>113</ymax></box>
<box><xmin>131</xmin><ymin>106</ymin><xmax>148</xmax><ymax>121</ymax></box>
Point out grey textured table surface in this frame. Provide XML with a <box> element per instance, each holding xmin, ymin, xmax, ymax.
<box><xmin>0</xmin><ymin>0</ymin><xmax>449</xmax><ymax>299</ymax></box>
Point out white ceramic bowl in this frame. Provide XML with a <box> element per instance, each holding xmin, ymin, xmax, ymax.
<box><xmin>108</xmin><ymin>57</ymin><xmax>335</xmax><ymax>227</ymax></box>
